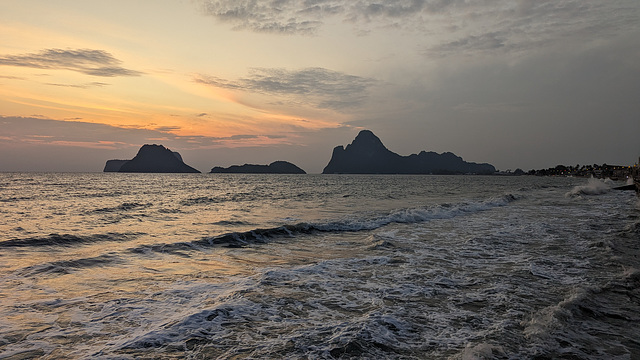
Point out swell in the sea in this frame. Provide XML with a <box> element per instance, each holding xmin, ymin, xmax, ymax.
<box><xmin>132</xmin><ymin>193</ymin><xmax>519</xmax><ymax>252</ymax></box>
<box><xmin>0</xmin><ymin>232</ymin><xmax>140</xmax><ymax>248</ymax></box>
<box><xmin>3</xmin><ymin>194</ymin><xmax>518</xmax><ymax>280</ymax></box>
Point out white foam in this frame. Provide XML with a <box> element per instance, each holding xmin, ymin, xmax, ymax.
<box><xmin>565</xmin><ymin>177</ymin><xmax>611</xmax><ymax>197</ymax></box>
<box><xmin>460</xmin><ymin>343</ymin><xmax>506</xmax><ymax>360</ymax></box>
<box><xmin>3</xmin><ymin>174</ymin><xmax>638</xmax><ymax>358</ymax></box>
<box><xmin>313</xmin><ymin>194</ymin><xmax>517</xmax><ymax>232</ymax></box>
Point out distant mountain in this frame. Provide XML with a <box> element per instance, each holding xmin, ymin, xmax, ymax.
<box><xmin>104</xmin><ymin>144</ymin><xmax>200</xmax><ymax>173</ymax></box>
<box><xmin>322</xmin><ymin>130</ymin><xmax>495</xmax><ymax>175</ymax></box>
<box><xmin>210</xmin><ymin>161</ymin><xmax>306</xmax><ymax>174</ymax></box>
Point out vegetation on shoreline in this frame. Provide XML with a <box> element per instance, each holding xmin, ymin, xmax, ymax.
<box><xmin>525</xmin><ymin>163</ymin><xmax>637</xmax><ymax>179</ymax></box>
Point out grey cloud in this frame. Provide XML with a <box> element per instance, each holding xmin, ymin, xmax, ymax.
<box><xmin>197</xmin><ymin>0</ymin><xmax>433</xmax><ymax>34</ymax></box>
<box><xmin>195</xmin><ymin>67</ymin><xmax>377</xmax><ymax>110</ymax></box>
<box><xmin>194</xmin><ymin>75</ymin><xmax>244</xmax><ymax>90</ymax></box>
<box><xmin>207</xmin><ymin>133</ymin><xmax>288</xmax><ymax>142</ymax></box>
<box><xmin>45</xmin><ymin>82</ymin><xmax>109</xmax><ymax>88</ymax></box>
<box><xmin>197</xmin><ymin>0</ymin><xmax>639</xmax><ymax>59</ymax></box>
<box><xmin>198</xmin><ymin>0</ymin><xmax>329</xmax><ymax>34</ymax></box>
<box><xmin>154</xmin><ymin>126</ymin><xmax>182</xmax><ymax>132</ymax></box>
<box><xmin>229</xmin><ymin>134</ymin><xmax>259</xmax><ymax>140</ymax></box>
<box><xmin>429</xmin><ymin>32</ymin><xmax>508</xmax><ymax>57</ymax></box>
<box><xmin>0</xmin><ymin>48</ymin><xmax>142</xmax><ymax>77</ymax></box>
<box><xmin>0</xmin><ymin>116</ymin><xmax>286</xmax><ymax>148</ymax></box>
<box><xmin>194</xmin><ymin>0</ymin><xmax>494</xmax><ymax>34</ymax></box>
<box><xmin>423</xmin><ymin>0</ymin><xmax>640</xmax><ymax>57</ymax></box>
<box><xmin>356</xmin><ymin>0</ymin><xmax>427</xmax><ymax>18</ymax></box>
<box><xmin>187</xmin><ymin>133</ymin><xmax>284</xmax><ymax>142</ymax></box>
<box><xmin>298</xmin><ymin>3</ymin><xmax>344</xmax><ymax>16</ymax></box>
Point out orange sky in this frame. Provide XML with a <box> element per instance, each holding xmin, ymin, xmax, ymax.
<box><xmin>1</xmin><ymin>0</ymin><xmax>639</xmax><ymax>172</ymax></box>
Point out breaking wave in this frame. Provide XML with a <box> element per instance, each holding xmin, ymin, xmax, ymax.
<box><xmin>565</xmin><ymin>177</ymin><xmax>612</xmax><ymax>197</ymax></box>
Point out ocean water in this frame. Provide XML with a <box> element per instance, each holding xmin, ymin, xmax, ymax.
<box><xmin>0</xmin><ymin>173</ymin><xmax>639</xmax><ymax>359</ymax></box>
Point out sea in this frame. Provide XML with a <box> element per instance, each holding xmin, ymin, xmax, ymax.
<box><xmin>0</xmin><ymin>173</ymin><xmax>639</xmax><ymax>359</ymax></box>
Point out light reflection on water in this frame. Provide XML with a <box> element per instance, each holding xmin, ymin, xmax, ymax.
<box><xmin>1</xmin><ymin>173</ymin><xmax>639</xmax><ymax>358</ymax></box>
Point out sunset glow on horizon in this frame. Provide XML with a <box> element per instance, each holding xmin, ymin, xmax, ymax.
<box><xmin>1</xmin><ymin>0</ymin><xmax>639</xmax><ymax>172</ymax></box>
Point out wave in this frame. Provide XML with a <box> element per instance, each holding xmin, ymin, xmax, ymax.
<box><xmin>522</xmin><ymin>269</ymin><xmax>640</xmax><ymax>358</ymax></box>
<box><xmin>131</xmin><ymin>194</ymin><xmax>518</xmax><ymax>252</ymax></box>
<box><xmin>0</xmin><ymin>195</ymin><xmax>35</xmax><ymax>203</ymax></box>
<box><xmin>92</xmin><ymin>202</ymin><xmax>151</xmax><ymax>213</ymax></box>
<box><xmin>179</xmin><ymin>196</ymin><xmax>224</xmax><ymax>206</ymax></box>
<box><xmin>210</xmin><ymin>220</ymin><xmax>253</xmax><ymax>226</ymax></box>
<box><xmin>102</xmin><ymin>265</ymin><xmax>421</xmax><ymax>358</ymax></box>
<box><xmin>179</xmin><ymin>191</ymin><xmax>300</xmax><ymax>207</ymax></box>
<box><xmin>565</xmin><ymin>177</ymin><xmax>612</xmax><ymax>197</ymax></box>
<box><xmin>179</xmin><ymin>193</ymin><xmax>265</xmax><ymax>206</ymax></box>
<box><xmin>0</xmin><ymin>232</ymin><xmax>140</xmax><ymax>248</ymax></box>
<box><xmin>15</xmin><ymin>254</ymin><xmax>122</xmax><ymax>277</ymax></box>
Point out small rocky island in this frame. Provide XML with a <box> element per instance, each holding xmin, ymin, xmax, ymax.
<box><xmin>104</xmin><ymin>144</ymin><xmax>200</xmax><ymax>173</ymax></box>
<box><xmin>323</xmin><ymin>130</ymin><xmax>495</xmax><ymax>174</ymax></box>
<box><xmin>210</xmin><ymin>161</ymin><xmax>306</xmax><ymax>174</ymax></box>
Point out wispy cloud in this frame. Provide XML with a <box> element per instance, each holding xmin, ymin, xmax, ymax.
<box><xmin>194</xmin><ymin>67</ymin><xmax>376</xmax><ymax>110</ymax></box>
<box><xmin>0</xmin><ymin>48</ymin><xmax>142</xmax><ymax>77</ymax></box>
<box><xmin>428</xmin><ymin>33</ymin><xmax>508</xmax><ymax>57</ymax></box>
<box><xmin>153</xmin><ymin>125</ymin><xmax>182</xmax><ymax>133</ymax></box>
<box><xmin>196</xmin><ymin>0</ymin><xmax>437</xmax><ymax>35</ymax></box>
<box><xmin>44</xmin><ymin>81</ymin><xmax>110</xmax><ymax>88</ymax></box>
<box><xmin>0</xmin><ymin>75</ymin><xmax>26</xmax><ymax>80</ymax></box>
<box><xmin>0</xmin><ymin>116</ymin><xmax>293</xmax><ymax>149</ymax></box>
<box><xmin>196</xmin><ymin>0</ymin><xmax>639</xmax><ymax>58</ymax></box>
<box><xmin>197</xmin><ymin>0</ymin><xmax>329</xmax><ymax>35</ymax></box>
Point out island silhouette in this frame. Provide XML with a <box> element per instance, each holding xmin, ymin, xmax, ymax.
<box><xmin>104</xmin><ymin>131</ymin><xmax>496</xmax><ymax>174</ymax></box>
<box><xmin>104</xmin><ymin>144</ymin><xmax>200</xmax><ymax>173</ymax></box>
<box><xmin>210</xmin><ymin>161</ymin><xmax>306</xmax><ymax>174</ymax></box>
<box><xmin>323</xmin><ymin>130</ymin><xmax>496</xmax><ymax>174</ymax></box>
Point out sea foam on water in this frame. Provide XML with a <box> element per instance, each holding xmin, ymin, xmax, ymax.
<box><xmin>565</xmin><ymin>176</ymin><xmax>612</xmax><ymax>197</ymax></box>
<box><xmin>1</xmin><ymin>173</ymin><xmax>639</xmax><ymax>358</ymax></box>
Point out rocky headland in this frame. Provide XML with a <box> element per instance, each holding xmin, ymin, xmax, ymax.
<box><xmin>210</xmin><ymin>161</ymin><xmax>306</xmax><ymax>174</ymax></box>
<box><xmin>104</xmin><ymin>144</ymin><xmax>200</xmax><ymax>173</ymax></box>
<box><xmin>103</xmin><ymin>160</ymin><xmax>130</xmax><ymax>172</ymax></box>
<box><xmin>322</xmin><ymin>130</ymin><xmax>495</xmax><ymax>175</ymax></box>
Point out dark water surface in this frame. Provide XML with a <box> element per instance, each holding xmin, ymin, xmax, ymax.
<box><xmin>0</xmin><ymin>173</ymin><xmax>638</xmax><ymax>359</ymax></box>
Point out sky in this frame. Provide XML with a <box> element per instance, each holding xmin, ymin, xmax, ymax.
<box><xmin>1</xmin><ymin>0</ymin><xmax>639</xmax><ymax>173</ymax></box>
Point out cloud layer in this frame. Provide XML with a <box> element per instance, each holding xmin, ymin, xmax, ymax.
<box><xmin>197</xmin><ymin>0</ymin><xmax>639</xmax><ymax>58</ymax></box>
<box><xmin>197</xmin><ymin>0</ymin><xmax>450</xmax><ymax>34</ymax></box>
<box><xmin>0</xmin><ymin>116</ymin><xmax>290</xmax><ymax>150</ymax></box>
<box><xmin>0</xmin><ymin>48</ymin><xmax>142</xmax><ymax>77</ymax></box>
<box><xmin>194</xmin><ymin>67</ymin><xmax>376</xmax><ymax>110</ymax></box>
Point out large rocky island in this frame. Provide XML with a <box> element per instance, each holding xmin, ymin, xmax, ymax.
<box><xmin>104</xmin><ymin>144</ymin><xmax>200</xmax><ymax>173</ymax></box>
<box><xmin>210</xmin><ymin>161</ymin><xmax>306</xmax><ymax>174</ymax></box>
<box><xmin>323</xmin><ymin>130</ymin><xmax>495</xmax><ymax>175</ymax></box>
